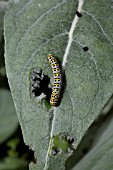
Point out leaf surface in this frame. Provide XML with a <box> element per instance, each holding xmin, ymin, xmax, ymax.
<box><xmin>4</xmin><ymin>0</ymin><xmax>113</xmax><ymax>169</ymax></box>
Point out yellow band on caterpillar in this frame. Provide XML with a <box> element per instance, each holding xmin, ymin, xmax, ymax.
<box><xmin>48</xmin><ymin>54</ymin><xmax>62</xmax><ymax>106</ymax></box>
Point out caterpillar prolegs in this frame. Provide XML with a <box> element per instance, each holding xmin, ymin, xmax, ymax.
<box><xmin>48</xmin><ymin>54</ymin><xmax>62</xmax><ymax>106</ymax></box>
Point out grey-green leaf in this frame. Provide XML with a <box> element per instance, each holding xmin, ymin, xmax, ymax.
<box><xmin>4</xmin><ymin>0</ymin><xmax>113</xmax><ymax>169</ymax></box>
<box><xmin>0</xmin><ymin>89</ymin><xmax>18</xmax><ymax>144</ymax></box>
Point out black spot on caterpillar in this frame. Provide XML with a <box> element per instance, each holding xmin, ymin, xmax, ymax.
<box><xmin>48</xmin><ymin>54</ymin><xmax>62</xmax><ymax>106</ymax></box>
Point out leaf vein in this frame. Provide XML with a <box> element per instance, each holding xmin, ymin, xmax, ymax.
<box><xmin>16</xmin><ymin>0</ymin><xmax>69</xmax><ymax>53</ymax></box>
<box><xmin>83</xmin><ymin>10</ymin><xmax>113</xmax><ymax>46</ymax></box>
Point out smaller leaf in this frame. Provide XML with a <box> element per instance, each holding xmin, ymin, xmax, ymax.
<box><xmin>0</xmin><ymin>89</ymin><xmax>18</xmax><ymax>144</ymax></box>
<box><xmin>0</xmin><ymin>67</ymin><xmax>6</xmax><ymax>76</ymax></box>
<box><xmin>71</xmin><ymin>114</ymin><xmax>113</xmax><ymax>170</ymax></box>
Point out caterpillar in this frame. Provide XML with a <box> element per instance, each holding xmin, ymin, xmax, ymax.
<box><xmin>48</xmin><ymin>54</ymin><xmax>62</xmax><ymax>106</ymax></box>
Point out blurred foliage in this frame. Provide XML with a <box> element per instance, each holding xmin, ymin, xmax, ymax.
<box><xmin>0</xmin><ymin>157</ymin><xmax>28</xmax><ymax>170</ymax></box>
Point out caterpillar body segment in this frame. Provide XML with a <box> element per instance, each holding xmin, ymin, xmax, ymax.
<box><xmin>48</xmin><ymin>54</ymin><xmax>62</xmax><ymax>106</ymax></box>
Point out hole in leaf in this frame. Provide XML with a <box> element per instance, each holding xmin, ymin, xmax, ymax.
<box><xmin>27</xmin><ymin>146</ymin><xmax>37</xmax><ymax>164</ymax></box>
<box><xmin>30</xmin><ymin>68</ymin><xmax>52</xmax><ymax>105</ymax></box>
<box><xmin>49</xmin><ymin>133</ymin><xmax>75</xmax><ymax>156</ymax></box>
<box><xmin>76</xmin><ymin>11</ymin><xmax>82</xmax><ymax>17</ymax></box>
<box><xmin>83</xmin><ymin>46</ymin><xmax>89</xmax><ymax>51</ymax></box>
